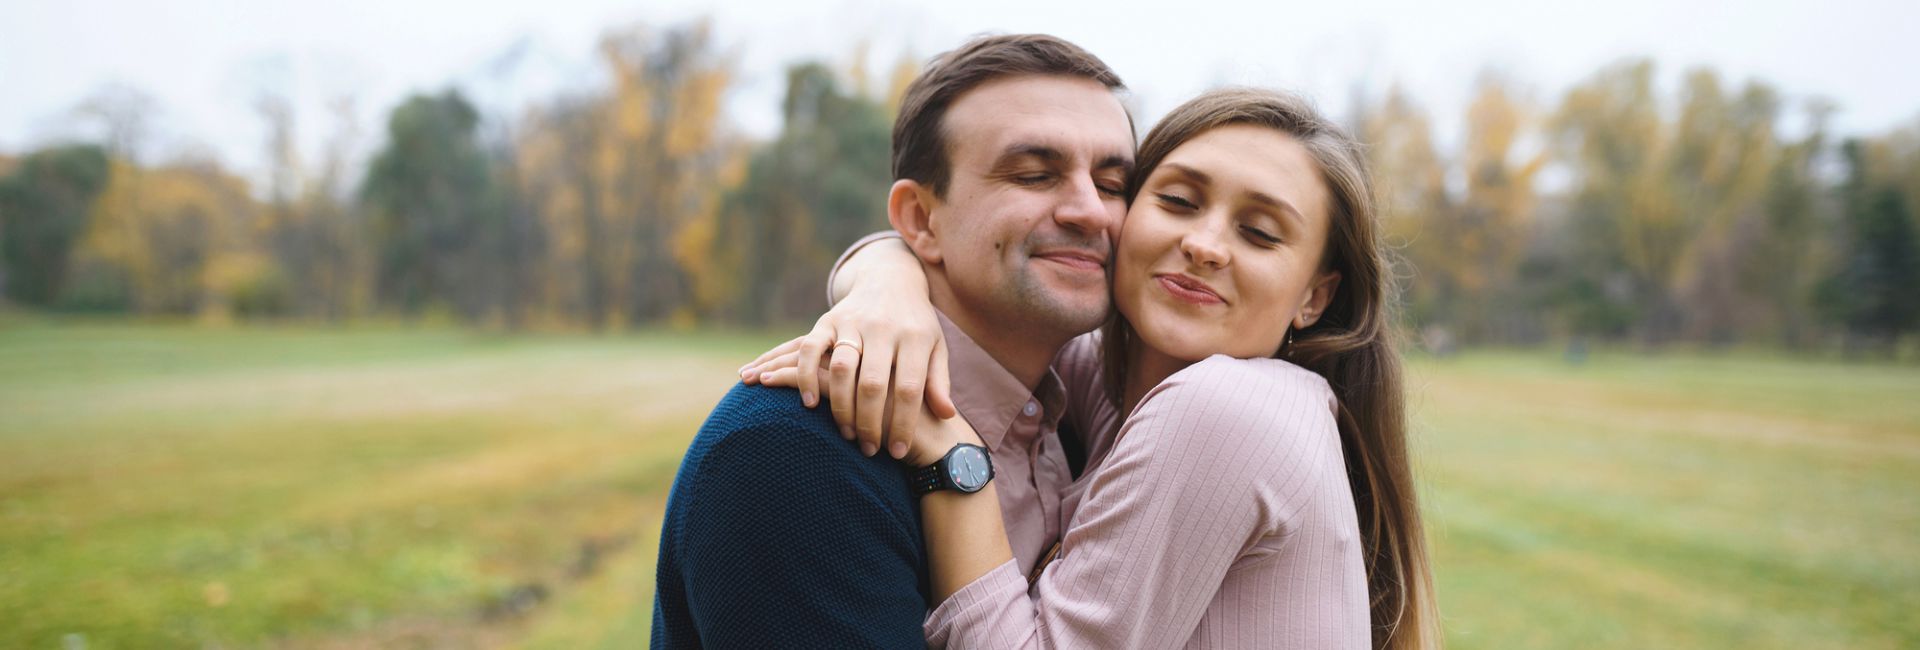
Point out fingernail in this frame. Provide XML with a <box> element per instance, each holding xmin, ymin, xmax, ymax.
<box><xmin>839</xmin><ymin>426</ymin><xmax>852</xmax><ymax>441</ymax></box>
<box><xmin>802</xmin><ymin>391</ymin><xmax>815</xmax><ymax>407</ymax></box>
<box><xmin>890</xmin><ymin>442</ymin><xmax>908</xmax><ymax>459</ymax></box>
<box><xmin>860</xmin><ymin>442</ymin><xmax>878</xmax><ymax>457</ymax></box>
<box><xmin>760</xmin><ymin>372</ymin><xmax>773</xmax><ymax>383</ymax></box>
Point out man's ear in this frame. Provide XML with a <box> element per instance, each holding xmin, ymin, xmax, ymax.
<box><xmin>888</xmin><ymin>178</ymin><xmax>943</xmax><ymax>265</ymax></box>
<box><xmin>1295</xmin><ymin>270</ymin><xmax>1341</xmax><ymax>329</ymax></box>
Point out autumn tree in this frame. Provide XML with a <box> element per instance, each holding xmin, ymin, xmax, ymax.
<box><xmin>1356</xmin><ymin>75</ymin><xmax>1548</xmax><ymax>344</ymax></box>
<box><xmin>686</xmin><ymin>61</ymin><xmax>892</xmax><ymax>325</ymax></box>
<box><xmin>1355</xmin><ymin>85</ymin><xmax>1451</xmax><ymax>332</ymax></box>
<box><xmin>73</xmin><ymin>155</ymin><xmax>264</xmax><ymax>316</ymax></box>
<box><xmin>263</xmin><ymin>94</ymin><xmax>375</xmax><ymax>321</ymax></box>
<box><xmin>1741</xmin><ymin>100</ymin><xmax>1834</xmax><ymax>346</ymax></box>
<box><xmin>1453</xmin><ymin>73</ymin><xmax>1549</xmax><ymax>340</ymax></box>
<box><xmin>507</xmin><ymin>20</ymin><xmax>738</xmax><ymax>329</ymax></box>
<box><xmin>1549</xmin><ymin>60</ymin><xmax>1676</xmax><ymax>342</ymax></box>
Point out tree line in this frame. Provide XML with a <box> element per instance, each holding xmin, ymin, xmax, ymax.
<box><xmin>1</xmin><ymin>20</ymin><xmax>1915</xmax><ymax>352</ymax></box>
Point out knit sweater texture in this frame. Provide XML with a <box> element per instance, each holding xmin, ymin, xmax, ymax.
<box><xmin>651</xmin><ymin>383</ymin><xmax>929</xmax><ymax>648</ymax></box>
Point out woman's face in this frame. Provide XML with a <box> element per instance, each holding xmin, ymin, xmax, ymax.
<box><xmin>1114</xmin><ymin>123</ymin><xmax>1342</xmax><ymax>363</ymax></box>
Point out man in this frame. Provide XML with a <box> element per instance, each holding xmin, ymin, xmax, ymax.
<box><xmin>651</xmin><ymin>33</ymin><xmax>1136</xmax><ymax>647</ymax></box>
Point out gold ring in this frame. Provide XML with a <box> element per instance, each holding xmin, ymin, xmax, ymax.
<box><xmin>833</xmin><ymin>339</ymin><xmax>862</xmax><ymax>354</ymax></box>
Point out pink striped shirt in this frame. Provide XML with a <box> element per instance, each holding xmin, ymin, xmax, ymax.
<box><xmin>926</xmin><ymin>334</ymin><xmax>1370</xmax><ymax>649</ymax></box>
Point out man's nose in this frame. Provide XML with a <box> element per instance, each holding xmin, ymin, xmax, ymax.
<box><xmin>1053</xmin><ymin>174</ymin><xmax>1114</xmax><ymax>233</ymax></box>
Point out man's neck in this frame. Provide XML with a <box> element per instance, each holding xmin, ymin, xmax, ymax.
<box><xmin>926</xmin><ymin>278</ymin><xmax>1063</xmax><ymax>391</ymax></box>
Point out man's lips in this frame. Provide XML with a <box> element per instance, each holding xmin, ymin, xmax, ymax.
<box><xmin>1156</xmin><ymin>273</ymin><xmax>1225</xmax><ymax>305</ymax></box>
<box><xmin>1032</xmin><ymin>250</ymin><xmax>1107</xmax><ymax>272</ymax></box>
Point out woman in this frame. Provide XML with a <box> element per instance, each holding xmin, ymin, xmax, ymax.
<box><xmin>745</xmin><ymin>88</ymin><xmax>1437</xmax><ymax>648</ymax></box>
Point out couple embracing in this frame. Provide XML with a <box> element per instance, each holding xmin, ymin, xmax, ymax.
<box><xmin>653</xmin><ymin>33</ymin><xmax>1438</xmax><ymax>649</ymax></box>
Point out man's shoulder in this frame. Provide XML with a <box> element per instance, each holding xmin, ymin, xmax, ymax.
<box><xmin>680</xmin><ymin>383</ymin><xmax>909</xmax><ymax>498</ymax></box>
<box><xmin>656</xmin><ymin>388</ymin><xmax>929</xmax><ymax>649</ymax></box>
<box><xmin>697</xmin><ymin>382</ymin><xmax>839</xmax><ymax>442</ymax></box>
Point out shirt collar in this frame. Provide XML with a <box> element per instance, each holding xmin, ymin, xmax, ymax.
<box><xmin>936</xmin><ymin>309</ymin><xmax>1067</xmax><ymax>451</ymax></box>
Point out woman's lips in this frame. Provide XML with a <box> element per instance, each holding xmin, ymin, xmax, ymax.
<box><xmin>1156</xmin><ymin>273</ymin><xmax>1224</xmax><ymax>305</ymax></box>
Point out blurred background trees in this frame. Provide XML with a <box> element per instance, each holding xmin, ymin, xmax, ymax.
<box><xmin>0</xmin><ymin>19</ymin><xmax>1915</xmax><ymax>355</ymax></box>
<box><xmin>0</xmin><ymin>144</ymin><xmax>109</xmax><ymax>307</ymax></box>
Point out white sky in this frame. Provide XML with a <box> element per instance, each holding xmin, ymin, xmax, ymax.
<box><xmin>2</xmin><ymin>0</ymin><xmax>1915</xmax><ymax>189</ymax></box>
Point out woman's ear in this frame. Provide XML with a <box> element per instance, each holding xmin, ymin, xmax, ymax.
<box><xmin>888</xmin><ymin>179</ymin><xmax>942</xmax><ymax>264</ymax></box>
<box><xmin>1295</xmin><ymin>270</ymin><xmax>1341</xmax><ymax>329</ymax></box>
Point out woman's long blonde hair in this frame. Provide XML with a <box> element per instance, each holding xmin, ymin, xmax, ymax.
<box><xmin>1100</xmin><ymin>87</ymin><xmax>1440</xmax><ymax>649</ymax></box>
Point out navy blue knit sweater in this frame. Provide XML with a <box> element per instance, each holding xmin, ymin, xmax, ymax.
<box><xmin>651</xmin><ymin>383</ymin><xmax>929</xmax><ymax>648</ymax></box>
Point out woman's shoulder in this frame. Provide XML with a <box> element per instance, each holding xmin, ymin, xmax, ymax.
<box><xmin>1157</xmin><ymin>355</ymin><xmax>1334</xmax><ymax>416</ymax></box>
<box><xmin>1120</xmin><ymin>355</ymin><xmax>1347</xmax><ymax>528</ymax></box>
<box><xmin>1126</xmin><ymin>355</ymin><xmax>1336</xmax><ymax>456</ymax></box>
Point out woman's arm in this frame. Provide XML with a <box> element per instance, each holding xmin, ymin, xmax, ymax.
<box><xmin>741</xmin><ymin>232</ymin><xmax>953</xmax><ymax>459</ymax></box>
<box><xmin>925</xmin><ymin>358</ymin><xmax>1361</xmax><ymax>649</ymax></box>
<box><xmin>905</xmin><ymin>412</ymin><xmax>1019</xmax><ymax>603</ymax></box>
<box><xmin>827</xmin><ymin>233</ymin><xmax>915</xmax><ymax>305</ymax></box>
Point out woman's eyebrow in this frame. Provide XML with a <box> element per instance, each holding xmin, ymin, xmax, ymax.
<box><xmin>1161</xmin><ymin>162</ymin><xmax>1212</xmax><ymax>185</ymax></box>
<box><xmin>1247</xmin><ymin>190</ymin><xmax>1305</xmax><ymax>224</ymax></box>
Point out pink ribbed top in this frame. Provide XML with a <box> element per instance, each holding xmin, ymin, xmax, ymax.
<box><xmin>925</xmin><ymin>334</ymin><xmax>1370</xmax><ymax>649</ymax></box>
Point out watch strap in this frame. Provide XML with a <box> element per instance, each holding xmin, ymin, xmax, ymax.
<box><xmin>910</xmin><ymin>463</ymin><xmax>948</xmax><ymax>495</ymax></box>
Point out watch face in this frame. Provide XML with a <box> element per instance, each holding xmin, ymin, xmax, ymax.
<box><xmin>948</xmin><ymin>446</ymin><xmax>992</xmax><ymax>492</ymax></box>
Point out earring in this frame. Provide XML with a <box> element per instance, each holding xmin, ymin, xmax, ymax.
<box><xmin>1283</xmin><ymin>329</ymin><xmax>1294</xmax><ymax>356</ymax></box>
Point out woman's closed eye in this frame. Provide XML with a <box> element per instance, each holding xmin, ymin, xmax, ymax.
<box><xmin>1156</xmin><ymin>192</ymin><xmax>1199</xmax><ymax>212</ymax></box>
<box><xmin>1241</xmin><ymin>224</ymin><xmax>1283</xmax><ymax>246</ymax></box>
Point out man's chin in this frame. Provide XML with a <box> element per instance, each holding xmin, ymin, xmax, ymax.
<box><xmin>1038</xmin><ymin>295</ymin><xmax>1111</xmax><ymax>334</ymax></box>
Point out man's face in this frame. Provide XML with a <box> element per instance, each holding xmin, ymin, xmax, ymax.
<box><xmin>926</xmin><ymin>75</ymin><xmax>1135</xmax><ymax>338</ymax></box>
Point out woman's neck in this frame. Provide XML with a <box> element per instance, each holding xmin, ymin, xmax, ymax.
<box><xmin>1121</xmin><ymin>341</ymin><xmax>1194</xmax><ymax>416</ymax></box>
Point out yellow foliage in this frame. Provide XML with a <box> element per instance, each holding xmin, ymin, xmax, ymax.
<box><xmin>666</xmin><ymin>69</ymin><xmax>729</xmax><ymax>158</ymax></box>
<box><xmin>885</xmin><ymin>54</ymin><xmax>921</xmax><ymax>117</ymax></box>
<box><xmin>673</xmin><ymin>142</ymin><xmax>751</xmax><ymax>317</ymax></box>
<box><xmin>77</xmin><ymin>157</ymin><xmax>271</xmax><ymax>315</ymax></box>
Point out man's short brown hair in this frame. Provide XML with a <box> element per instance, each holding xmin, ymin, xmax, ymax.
<box><xmin>893</xmin><ymin>34</ymin><xmax>1129</xmax><ymax>197</ymax></box>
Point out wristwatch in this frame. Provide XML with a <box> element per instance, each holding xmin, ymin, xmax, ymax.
<box><xmin>911</xmin><ymin>443</ymin><xmax>994</xmax><ymax>495</ymax></box>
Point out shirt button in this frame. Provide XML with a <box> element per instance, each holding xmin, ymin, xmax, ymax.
<box><xmin>1023</xmin><ymin>400</ymin><xmax>1039</xmax><ymax>417</ymax></box>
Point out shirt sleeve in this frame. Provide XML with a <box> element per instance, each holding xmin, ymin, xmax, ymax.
<box><xmin>675</xmin><ymin>419</ymin><xmax>928</xmax><ymax>648</ymax></box>
<box><xmin>924</xmin><ymin>356</ymin><xmax>1345</xmax><ymax>649</ymax></box>
<box><xmin>825</xmin><ymin>231</ymin><xmax>904</xmax><ymax>305</ymax></box>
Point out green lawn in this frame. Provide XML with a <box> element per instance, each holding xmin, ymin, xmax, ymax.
<box><xmin>1</xmin><ymin>321</ymin><xmax>1914</xmax><ymax>648</ymax></box>
<box><xmin>0</xmin><ymin>320</ymin><xmax>772</xmax><ymax>648</ymax></box>
<box><xmin>1411</xmin><ymin>352</ymin><xmax>1920</xmax><ymax>648</ymax></box>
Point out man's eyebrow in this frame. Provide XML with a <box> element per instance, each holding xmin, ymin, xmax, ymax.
<box><xmin>1095</xmin><ymin>153</ymin><xmax>1134</xmax><ymax>174</ymax></box>
<box><xmin>992</xmin><ymin>144</ymin><xmax>1065</xmax><ymax>167</ymax></box>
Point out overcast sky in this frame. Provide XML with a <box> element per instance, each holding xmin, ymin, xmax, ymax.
<box><xmin>2</xmin><ymin>0</ymin><xmax>1913</xmax><ymax>186</ymax></box>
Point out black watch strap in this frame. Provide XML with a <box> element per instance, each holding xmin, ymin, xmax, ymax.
<box><xmin>910</xmin><ymin>464</ymin><xmax>948</xmax><ymax>495</ymax></box>
<box><xmin>911</xmin><ymin>443</ymin><xmax>992</xmax><ymax>495</ymax></box>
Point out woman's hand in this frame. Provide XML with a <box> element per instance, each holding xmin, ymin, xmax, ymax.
<box><xmin>739</xmin><ymin>237</ymin><xmax>955</xmax><ymax>459</ymax></box>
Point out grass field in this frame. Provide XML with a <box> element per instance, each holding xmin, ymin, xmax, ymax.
<box><xmin>1</xmin><ymin>320</ymin><xmax>1915</xmax><ymax>648</ymax></box>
